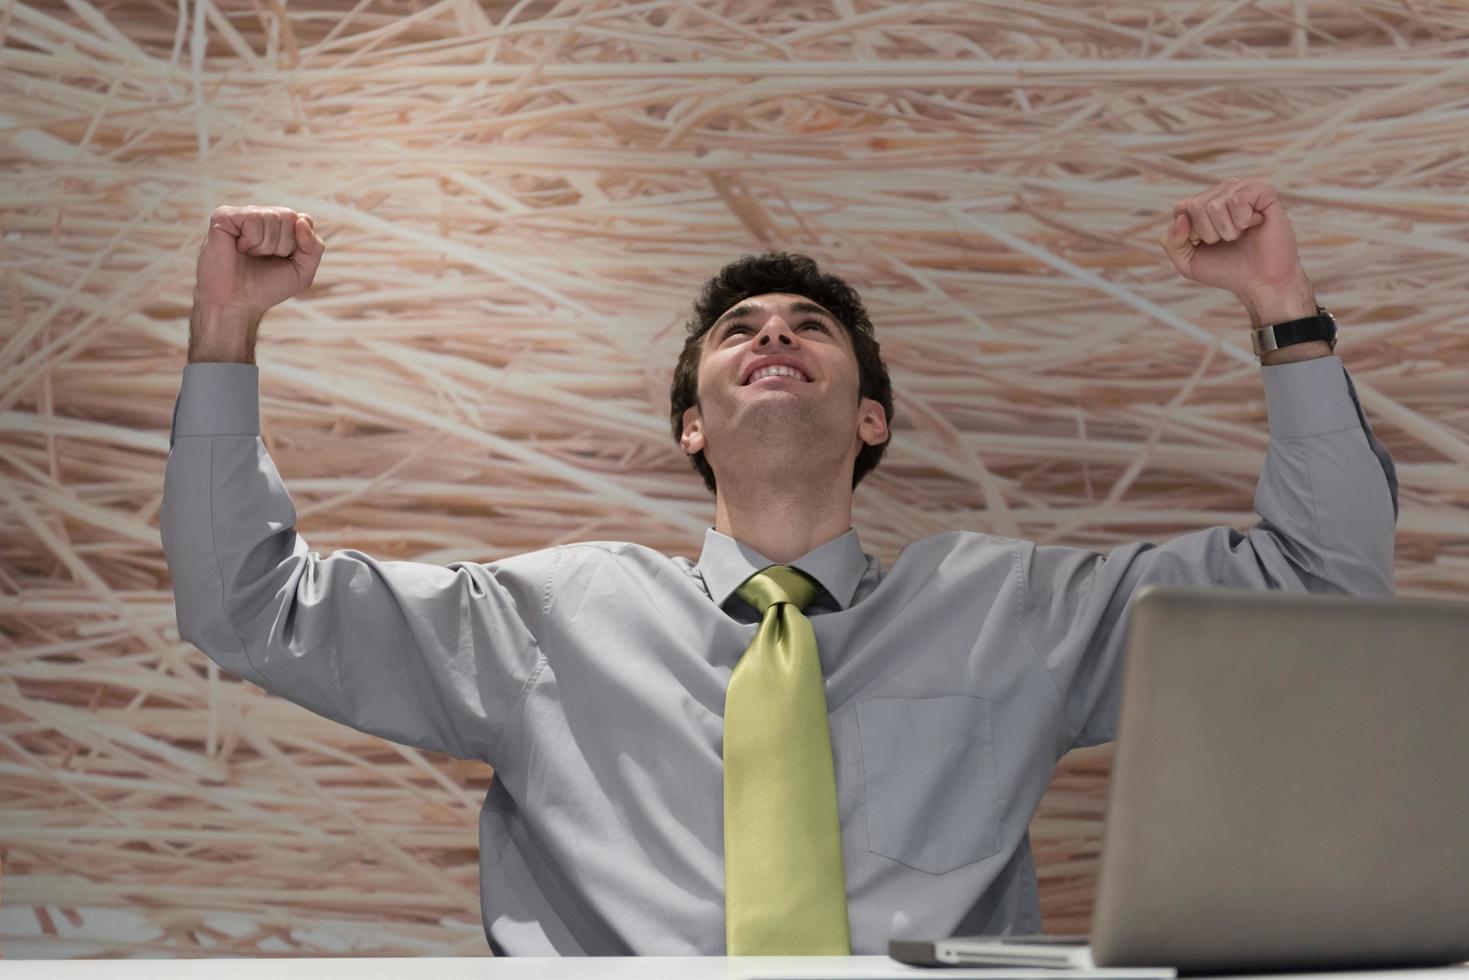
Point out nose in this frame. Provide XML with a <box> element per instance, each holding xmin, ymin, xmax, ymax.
<box><xmin>753</xmin><ymin>316</ymin><xmax>798</xmax><ymax>348</ymax></box>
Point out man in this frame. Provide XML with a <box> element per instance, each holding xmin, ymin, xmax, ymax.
<box><xmin>162</xmin><ymin>178</ymin><xmax>1397</xmax><ymax>956</ymax></box>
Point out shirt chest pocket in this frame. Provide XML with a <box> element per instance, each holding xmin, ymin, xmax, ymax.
<box><xmin>855</xmin><ymin>695</ymin><xmax>1002</xmax><ymax>875</ymax></box>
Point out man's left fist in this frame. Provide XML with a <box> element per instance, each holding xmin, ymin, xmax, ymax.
<box><xmin>1161</xmin><ymin>178</ymin><xmax>1310</xmax><ymax>303</ymax></box>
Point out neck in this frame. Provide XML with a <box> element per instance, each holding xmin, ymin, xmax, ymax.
<box><xmin>712</xmin><ymin>468</ymin><xmax>854</xmax><ymax>564</ymax></box>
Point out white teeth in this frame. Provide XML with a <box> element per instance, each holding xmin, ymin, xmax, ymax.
<box><xmin>747</xmin><ymin>365</ymin><xmax>807</xmax><ymax>384</ymax></box>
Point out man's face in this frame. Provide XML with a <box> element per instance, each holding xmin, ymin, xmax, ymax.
<box><xmin>679</xmin><ymin>292</ymin><xmax>887</xmax><ymax>483</ymax></box>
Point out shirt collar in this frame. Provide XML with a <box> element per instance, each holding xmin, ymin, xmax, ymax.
<box><xmin>695</xmin><ymin>526</ymin><xmax>868</xmax><ymax>611</ymax></box>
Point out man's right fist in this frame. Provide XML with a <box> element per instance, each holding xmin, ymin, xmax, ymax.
<box><xmin>194</xmin><ymin>205</ymin><xmax>326</xmax><ymax>315</ymax></box>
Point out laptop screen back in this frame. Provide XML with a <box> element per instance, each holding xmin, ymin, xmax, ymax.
<box><xmin>1090</xmin><ymin>587</ymin><xmax>1469</xmax><ymax>973</ymax></box>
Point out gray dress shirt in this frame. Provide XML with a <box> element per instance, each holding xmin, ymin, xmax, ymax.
<box><xmin>161</xmin><ymin>357</ymin><xmax>1397</xmax><ymax>956</ymax></box>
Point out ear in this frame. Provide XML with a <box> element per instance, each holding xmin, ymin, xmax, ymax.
<box><xmin>856</xmin><ymin>399</ymin><xmax>889</xmax><ymax>448</ymax></box>
<box><xmin>680</xmin><ymin>405</ymin><xmax>705</xmax><ymax>454</ymax></box>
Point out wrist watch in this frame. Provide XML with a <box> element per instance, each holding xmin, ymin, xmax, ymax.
<box><xmin>1251</xmin><ymin>305</ymin><xmax>1337</xmax><ymax>358</ymax></box>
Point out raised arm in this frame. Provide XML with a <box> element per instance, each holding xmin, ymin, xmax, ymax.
<box><xmin>162</xmin><ymin>207</ymin><xmax>546</xmax><ymax>763</ymax></box>
<box><xmin>1024</xmin><ymin>179</ymin><xmax>1398</xmax><ymax>753</ymax></box>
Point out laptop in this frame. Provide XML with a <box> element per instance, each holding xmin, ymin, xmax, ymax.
<box><xmin>891</xmin><ymin>587</ymin><xmax>1469</xmax><ymax>974</ymax></box>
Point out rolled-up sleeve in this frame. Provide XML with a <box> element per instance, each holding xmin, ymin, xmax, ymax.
<box><xmin>161</xmin><ymin>363</ymin><xmax>546</xmax><ymax>764</ymax></box>
<box><xmin>1020</xmin><ymin>356</ymin><xmax>1398</xmax><ymax>753</ymax></box>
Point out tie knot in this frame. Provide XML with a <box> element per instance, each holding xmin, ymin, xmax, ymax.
<box><xmin>735</xmin><ymin>565</ymin><xmax>821</xmax><ymax>615</ymax></box>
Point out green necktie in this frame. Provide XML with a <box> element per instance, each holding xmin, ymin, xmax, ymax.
<box><xmin>724</xmin><ymin>565</ymin><xmax>851</xmax><ymax>955</ymax></box>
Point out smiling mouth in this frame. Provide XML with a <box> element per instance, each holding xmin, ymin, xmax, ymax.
<box><xmin>744</xmin><ymin>366</ymin><xmax>811</xmax><ymax>385</ymax></box>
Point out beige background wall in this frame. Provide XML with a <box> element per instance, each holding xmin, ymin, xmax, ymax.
<box><xmin>2</xmin><ymin>0</ymin><xmax>1466</xmax><ymax>958</ymax></box>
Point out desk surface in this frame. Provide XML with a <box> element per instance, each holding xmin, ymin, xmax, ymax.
<box><xmin>1</xmin><ymin>958</ymin><xmax>1467</xmax><ymax>979</ymax></box>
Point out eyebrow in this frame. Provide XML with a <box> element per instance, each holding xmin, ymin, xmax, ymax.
<box><xmin>710</xmin><ymin>300</ymin><xmax>839</xmax><ymax>334</ymax></box>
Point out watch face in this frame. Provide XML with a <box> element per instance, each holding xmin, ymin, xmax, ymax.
<box><xmin>1252</xmin><ymin>326</ymin><xmax>1277</xmax><ymax>356</ymax></box>
<box><xmin>1319</xmin><ymin>308</ymin><xmax>1338</xmax><ymax>346</ymax></box>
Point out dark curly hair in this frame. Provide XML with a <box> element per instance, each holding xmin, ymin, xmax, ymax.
<box><xmin>669</xmin><ymin>252</ymin><xmax>894</xmax><ymax>495</ymax></box>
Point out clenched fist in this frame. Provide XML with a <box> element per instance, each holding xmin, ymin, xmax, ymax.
<box><xmin>189</xmin><ymin>205</ymin><xmax>326</xmax><ymax>363</ymax></box>
<box><xmin>1161</xmin><ymin>178</ymin><xmax>1315</xmax><ymax>328</ymax></box>
<box><xmin>195</xmin><ymin>205</ymin><xmax>326</xmax><ymax>313</ymax></box>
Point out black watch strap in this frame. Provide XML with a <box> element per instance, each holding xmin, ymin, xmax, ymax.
<box><xmin>1252</xmin><ymin>306</ymin><xmax>1337</xmax><ymax>358</ymax></box>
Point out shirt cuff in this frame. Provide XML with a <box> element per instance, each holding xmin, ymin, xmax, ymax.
<box><xmin>170</xmin><ymin>363</ymin><xmax>261</xmax><ymax>444</ymax></box>
<box><xmin>1261</xmin><ymin>355</ymin><xmax>1361</xmax><ymax>439</ymax></box>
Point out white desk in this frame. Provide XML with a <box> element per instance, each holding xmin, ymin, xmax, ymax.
<box><xmin>1</xmin><ymin>959</ymin><xmax>1467</xmax><ymax>979</ymax></box>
